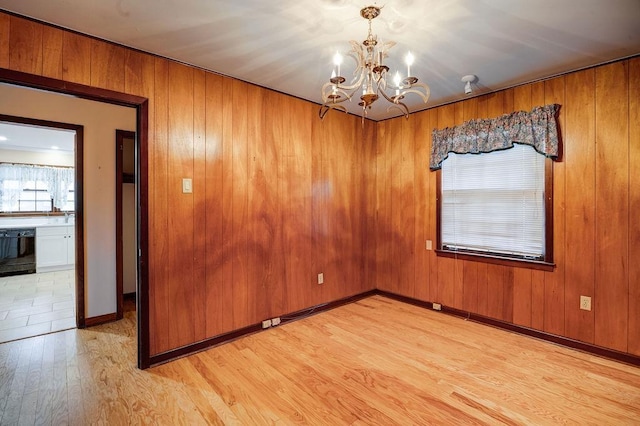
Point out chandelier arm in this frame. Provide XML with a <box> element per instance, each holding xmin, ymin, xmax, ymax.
<box><xmin>319</xmin><ymin>103</ymin><xmax>347</xmax><ymax>119</ymax></box>
<box><xmin>400</xmin><ymin>82</ymin><xmax>431</xmax><ymax>103</ymax></box>
<box><xmin>321</xmin><ymin>85</ymin><xmax>354</xmax><ymax>104</ymax></box>
<box><xmin>386</xmin><ymin>102</ymin><xmax>410</xmax><ymax>119</ymax></box>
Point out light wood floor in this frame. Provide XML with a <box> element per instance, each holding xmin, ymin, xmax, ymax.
<box><xmin>0</xmin><ymin>295</ymin><xmax>638</xmax><ymax>425</ymax></box>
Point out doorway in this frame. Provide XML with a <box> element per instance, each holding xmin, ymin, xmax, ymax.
<box><xmin>0</xmin><ymin>115</ymin><xmax>84</xmax><ymax>342</ymax></box>
<box><xmin>116</xmin><ymin>129</ymin><xmax>136</xmax><ymax>320</ymax></box>
<box><xmin>0</xmin><ymin>71</ymin><xmax>149</xmax><ymax>368</ymax></box>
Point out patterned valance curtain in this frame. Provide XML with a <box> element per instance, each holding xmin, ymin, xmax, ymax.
<box><xmin>0</xmin><ymin>163</ymin><xmax>74</xmax><ymax>210</ymax></box>
<box><xmin>430</xmin><ymin>104</ymin><xmax>561</xmax><ymax>170</ymax></box>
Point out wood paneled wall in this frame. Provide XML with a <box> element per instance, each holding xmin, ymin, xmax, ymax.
<box><xmin>375</xmin><ymin>58</ymin><xmax>640</xmax><ymax>356</ymax></box>
<box><xmin>0</xmin><ymin>13</ymin><xmax>375</xmax><ymax>356</ymax></box>
<box><xmin>1</xmin><ymin>11</ymin><xmax>638</xmax><ymax>359</ymax></box>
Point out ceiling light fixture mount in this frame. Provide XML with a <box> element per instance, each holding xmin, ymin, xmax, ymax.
<box><xmin>462</xmin><ymin>74</ymin><xmax>477</xmax><ymax>95</ymax></box>
<box><xmin>319</xmin><ymin>5</ymin><xmax>430</xmax><ymax>120</ymax></box>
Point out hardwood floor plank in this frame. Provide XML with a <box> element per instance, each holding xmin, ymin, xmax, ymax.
<box><xmin>0</xmin><ymin>297</ymin><xmax>638</xmax><ymax>424</ymax></box>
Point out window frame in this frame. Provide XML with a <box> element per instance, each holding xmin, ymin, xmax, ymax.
<box><xmin>435</xmin><ymin>155</ymin><xmax>555</xmax><ymax>271</ymax></box>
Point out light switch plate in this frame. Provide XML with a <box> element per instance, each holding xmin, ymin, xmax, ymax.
<box><xmin>317</xmin><ymin>273</ymin><xmax>324</xmax><ymax>285</ymax></box>
<box><xmin>182</xmin><ymin>178</ymin><xmax>192</xmax><ymax>194</ymax></box>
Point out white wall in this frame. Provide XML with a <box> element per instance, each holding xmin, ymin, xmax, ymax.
<box><xmin>0</xmin><ymin>148</ymin><xmax>74</xmax><ymax>167</ymax></box>
<box><xmin>0</xmin><ymin>83</ymin><xmax>136</xmax><ymax>318</ymax></box>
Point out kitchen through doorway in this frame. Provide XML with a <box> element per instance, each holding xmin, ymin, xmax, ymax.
<box><xmin>0</xmin><ymin>116</ymin><xmax>83</xmax><ymax>343</ymax></box>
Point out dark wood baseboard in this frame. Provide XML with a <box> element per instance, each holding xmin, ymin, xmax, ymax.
<box><xmin>124</xmin><ymin>292</ymin><xmax>136</xmax><ymax>302</ymax></box>
<box><xmin>148</xmin><ymin>289</ymin><xmax>377</xmax><ymax>368</ymax></box>
<box><xmin>377</xmin><ymin>290</ymin><xmax>640</xmax><ymax>367</ymax></box>
<box><xmin>84</xmin><ymin>312</ymin><xmax>118</xmax><ymax>327</ymax></box>
<box><xmin>146</xmin><ymin>288</ymin><xmax>639</xmax><ymax>369</ymax></box>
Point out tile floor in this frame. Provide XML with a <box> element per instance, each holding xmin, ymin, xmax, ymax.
<box><xmin>0</xmin><ymin>270</ymin><xmax>76</xmax><ymax>344</ymax></box>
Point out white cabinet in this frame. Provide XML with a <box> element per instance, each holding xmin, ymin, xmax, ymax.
<box><xmin>36</xmin><ymin>225</ymin><xmax>75</xmax><ymax>272</ymax></box>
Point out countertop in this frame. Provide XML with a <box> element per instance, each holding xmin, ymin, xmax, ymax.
<box><xmin>0</xmin><ymin>216</ymin><xmax>75</xmax><ymax>230</ymax></box>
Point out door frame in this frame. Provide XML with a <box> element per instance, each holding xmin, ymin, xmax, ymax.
<box><xmin>0</xmin><ymin>68</ymin><xmax>151</xmax><ymax>369</ymax></box>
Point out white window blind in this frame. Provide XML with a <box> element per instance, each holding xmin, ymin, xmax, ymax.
<box><xmin>441</xmin><ymin>144</ymin><xmax>546</xmax><ymax>259</ymax></box>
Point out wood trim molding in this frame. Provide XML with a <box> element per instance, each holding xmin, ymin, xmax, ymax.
<box><xmin>377</xmin><ymin>290</ymin><xmax>640</xmax><ymax>367</ymax></box>
<box><xmin>84</xmin><ymin>312</ymin><xmax>118</xmax><ymax>327</ymax></box>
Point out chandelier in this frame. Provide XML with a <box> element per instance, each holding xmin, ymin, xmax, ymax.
<box><xmin>319</xmin><ymin>5</ymin><xmax>430</xmax><ymax>120</ymax></box>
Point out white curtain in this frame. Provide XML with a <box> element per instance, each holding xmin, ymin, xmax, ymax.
<box><xmin>0</xmin><ymin>163</ymin><xmax>74</xmax><ymax>211</ymax></box>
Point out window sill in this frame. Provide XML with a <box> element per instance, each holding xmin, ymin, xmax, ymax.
<box><xmin>435</xmin><ymin>249</ymin><xmax>555</xmax><ymax>272</ymax></box>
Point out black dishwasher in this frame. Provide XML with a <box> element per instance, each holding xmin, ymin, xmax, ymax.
<box><xmin>0</xmin><ymin>228</ymin><xmax>36</xmax><ymax>277</ymax></box>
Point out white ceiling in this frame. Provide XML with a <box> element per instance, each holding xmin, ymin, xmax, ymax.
<box><xmin>1</xmin><ymin>0</ymin><xmax>640</xmax><ymax>120</ymax></box>
<box><xmin>0</xmin><ymin>119</ymin><xmax>75</xmax><ymax>153</ymax></box>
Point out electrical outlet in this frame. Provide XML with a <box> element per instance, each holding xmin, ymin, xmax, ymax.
<box><xmin>317</xmin><ymin>273</ymin><xmax>324</xmax><ymax>285</ymax></box>
<box><xmin>262</xmin><ymin>319</ymin><xmax>272</xmax><ymax>329</ymax></box>
<box><xmin>271</xmin><ymin>317</ymin><xmax>281</xmax><ymax>326</ymax></box>
<box><xmin>580</xmin><ymin>296</ymin><xmax>592</xmax><ymax>311</ymax></box>
<box><xmin>426</xmin><ymin>240</ymin><xmax>433</xmax><ymax>250</ymax></box>
<box><xmin>433</xmin><ymin>302</ymin><xmax>442</xmax><ymax>311</ymax></box>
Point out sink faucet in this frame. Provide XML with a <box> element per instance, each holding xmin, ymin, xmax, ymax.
<box><xmin>64</xmin><ymin>212</ymin><xmax>69</xmax><ymax>223</ymax></box>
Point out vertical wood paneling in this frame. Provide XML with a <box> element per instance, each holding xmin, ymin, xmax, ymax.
<box><xmin>629</xmin><ymin>57</ymin><xmax>640</xmax><ymax>356</ymax></box>
<box><xmin>91</xmin><ymin>40</ymin><xmax>125</xmax><ymax>92</ymax></box>
<box><xmin>390</xmin><ymin>117</ymin><xmax>415</xmax><ymax>297</ymax></box>
<box><xmin>486</xmin><ymin>264</ymin><xmax>505</xmax><ymax>320</ymax></box>
<box><xmin>193</xmin><ymin>69</ymin><xmax>207</xmax><ymax>342</ymax></box>
<box><xmin>9</xmin><ymin>16</ymin><xmax>42</xmax><ymax>74</ymax></box>
<box><xmin>427</xmin><ymin>110</ymin><xmax>439</xmax><ymax>301</ymax></box>
<box><xmin>282</xmin><ymin>97</ymin><xmax>313</xmax><ymax>313</ymax></box>
<box><xmin>543</xmin><ymin>76</ymin><xmax>566</xmax><ymax>336</ymax></box>
<box><xmin>151</xmin><ymin>58</ymin><xmax>170</xmax><ymax>355</ymax></box>
<box><xmin>0</xmin><ymin>14</ymin><xmax>9</xmax><ymax>68</ymax></box>
<box><xmin>166</xmin><ymin>62</ymin><xmax>195</xmax><ymax>348</ymax></box>
<box><xmin>245</xmin><ymin>84</ymin><xmax>270</xmax><ymax>322</ymax></box>
<box><xmin>388</xmin><ymin>118</ymin><xmax>401</xmax><ymax>294</ymax></box>
<box><xmin>231</xmin><ymin>79</ymin><xmax>249</xmax><ymax>329</ymax></box>
<box><xmin>124</xmin><ymin>51</ymin><xmax>154</xmax><ymax>98</ymax></box>
<box><xmin>220</xmin><ymin>76</ymin><xmax>234</xmax><ymax>334</ymax></box>
<box><xmin>62</xmin><ymin>32</ymin><xmax>91</xmax><ymax>85</ymax></box>
<box><xmin>375</xmin><ymin>121</ymin><xmax>393</xmax><ymax>292</ymax></box>
<box><xmin>413</xmin><ymin>109</ymin><xmax>430</xmax><ymax>301</ymax></box>
<box><xmin>564</xmin><ymin>69</ymin><xmax>596</xmax><ymax>343</ymax></box>
<box><xmin>530</xmin><ymin>81</ymin><xmax>546</xmax><ymax>331</ymax></box>
<box><xmin>42</xmin><ymin>26</ymin><xmax>63</xmax><ymax>79</ymax></box>
<box><xmin>311</xmin><ymin>102</ymin><xmax>326</xmax><ymax>306</ymax></box>
<box><xmin>204</xmin><ymin>73</ymin><xmax>225</xmax><ymax>338</ymax></box>
<box><xmin>595</xmin><ymin>62</ymin><xmax>629</xmax><ymax>352</ymax></box>
<box><xmin>264</xmin><ymin>89</ymin><xmax>284</xmax><ymax>317</ymax></box>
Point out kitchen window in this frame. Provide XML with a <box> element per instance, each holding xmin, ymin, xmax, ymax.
<box><xmin>0</xmin><ymin>164</ymin><xmax>74</xmax><ymax>214</ymax></box>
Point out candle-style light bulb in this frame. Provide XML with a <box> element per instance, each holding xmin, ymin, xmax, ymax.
<box><xmin>393</xmin><ymin>71</ymin><xmax>402</xmax><ymax>96</ymax></box>
<box><xmin>405</xmin><ymin>51</ymin><xmax>415</xmax><ymax>77</ymax></box>
<box><xmin>333</xmin><ymin>52</ymin><xmax>343</xmax><ymax>77</ymax></box>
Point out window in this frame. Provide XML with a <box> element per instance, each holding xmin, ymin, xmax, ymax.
<box><xmin>437</xmin><ymin>144</ymin><xmax>553</xmax><ymax>269</ymax></box>
<box><xmin>0</xmin><ymin>164</ymin><xmax>75</xmax><ymax>214</ymax></box>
